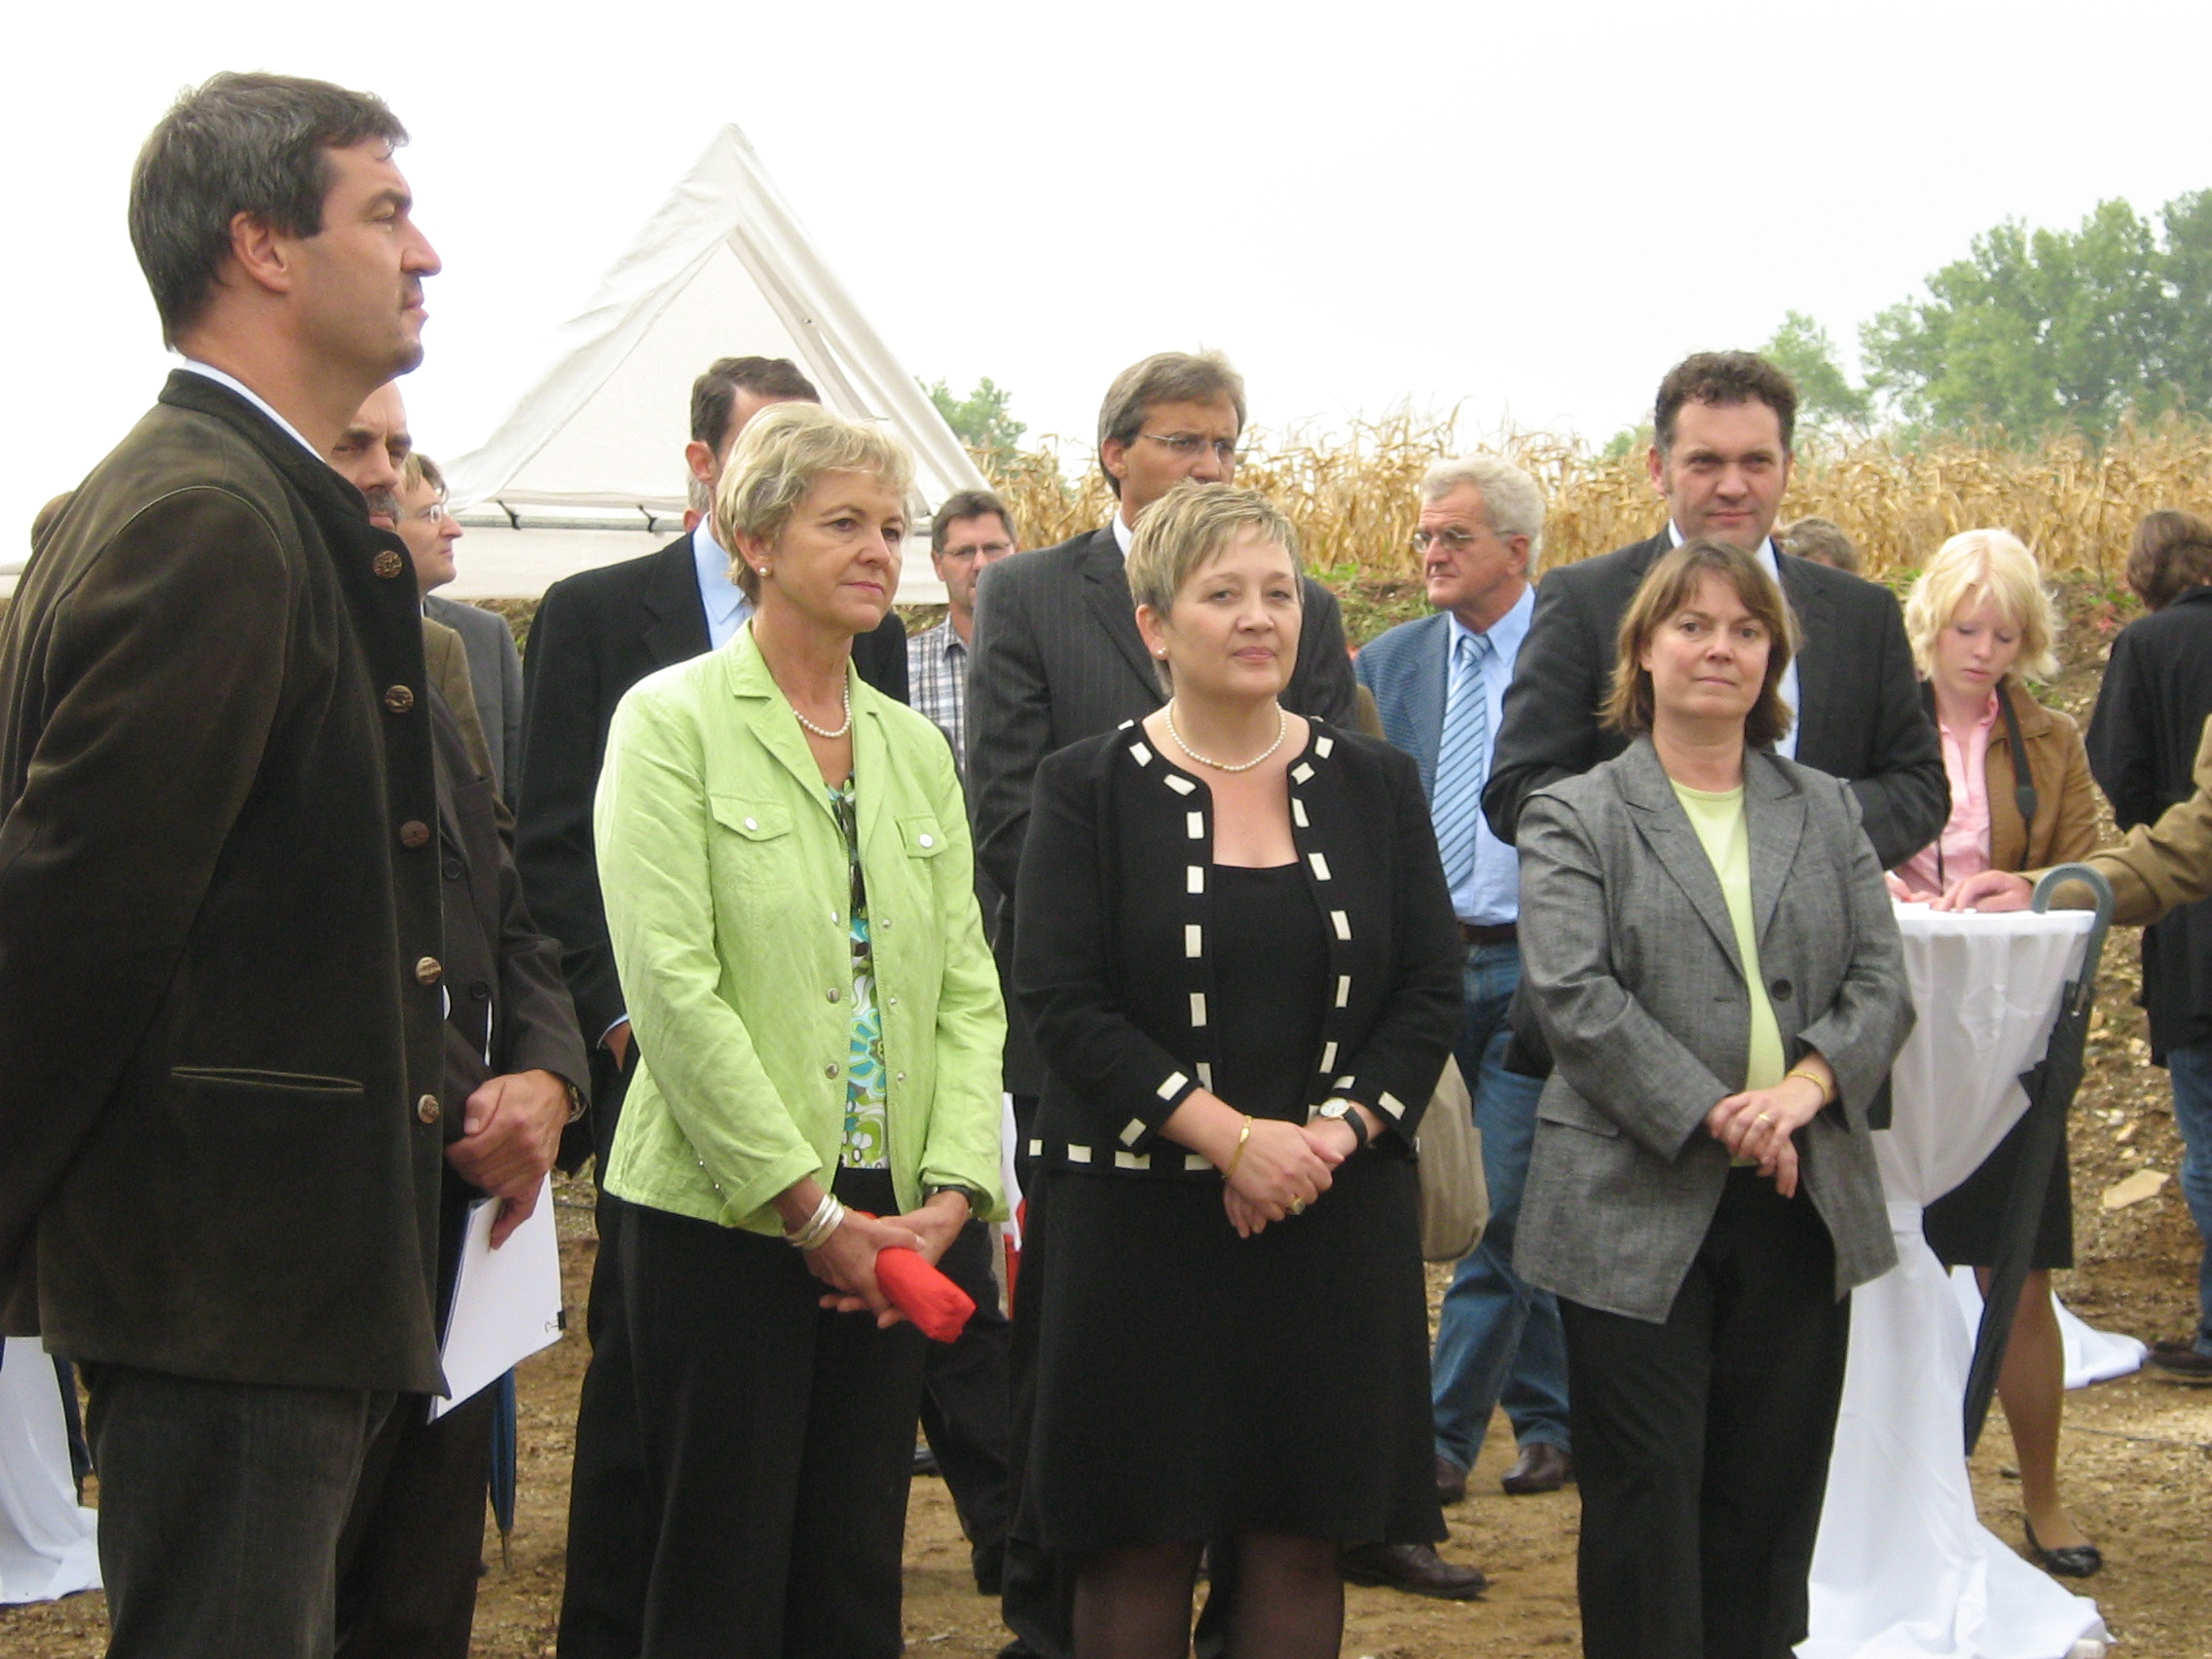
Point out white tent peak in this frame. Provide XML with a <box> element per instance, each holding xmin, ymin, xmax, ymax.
<box><xmin>442</xmin><ymin>122</ymin><xmax>985</xmax><ymax>527</ymax></box>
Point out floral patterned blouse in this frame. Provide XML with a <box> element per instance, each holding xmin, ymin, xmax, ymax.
<box><xmin>829</xmin><ymin>780</ymin><xmax>890</xmax><ymax>1169</ymax></box>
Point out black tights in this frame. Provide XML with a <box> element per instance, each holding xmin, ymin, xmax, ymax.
<box><xmin>1073</xmin><ymin>1533</ymin><xmax>1343</xmax><ymax>1659</ymax></box>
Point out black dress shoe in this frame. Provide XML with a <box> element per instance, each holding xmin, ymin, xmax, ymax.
<box><xmin>1435</xmin><ymin>1454</ymin><xmax>1468</xmax><ymax>1506</ymax></box>
<box><xmin>2149</xmin><ymin>1340</ymin><xmax>2212</xmax><ymax>1383</ymax></box>
<box><xmin>1501</xmin><ymin>1441</ymin><xmax>1572</xmax><ymax>1495</ymax></box>
<box><xmin>2024</xmin><ymin>1519</ymin><xmax>2103</xmax><ymax>1579</ymax></box>
<box><xmin>1340</xmin><ymin>1541</ymin><xmax>1488</xmax><ymax>1600</ymax></box>
<box><xmin>912</xmin><ymin>1442</ymin><xmax>941</xmax><ymax>1478</ymax></box>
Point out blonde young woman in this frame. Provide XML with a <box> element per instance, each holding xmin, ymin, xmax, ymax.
<box><xmin>1891</xmin><ymin>529</ymin><xmax>2103</xmax><ymax>1577</ymax></box>
<box><xmin>1012</xmin><ymin>482</ymin><xmax>1461</xmax><ymax>1659</ymax></box>
<box><xmin>586</xmin><ymin>403</ymin><xmax>1006</xmax><ymax>1657</ymax></box>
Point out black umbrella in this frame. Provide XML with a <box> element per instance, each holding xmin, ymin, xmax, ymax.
<box><xmin>491</xmin><ymin>1368</ymin><xmax>518</xmax><ymax>1568</ymax></box>
<box><xmin>1962</xmin><ymin>863</ymin><xmax>2116</xmax><ymax>1454</ymax></box>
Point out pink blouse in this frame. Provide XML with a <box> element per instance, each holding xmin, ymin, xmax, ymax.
<box><xmin>1897</xmin><ymin>695</ymin><xmax>1998</xmax><ymax>894</ymax></box>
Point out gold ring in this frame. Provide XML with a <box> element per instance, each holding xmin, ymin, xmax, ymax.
<box><xmin>1289</xmin><ymin>1198</ymin><xmax>1307</xmax><ymax>1216</ymax></box>
<box><xmin>1756</xmin><ymin>1112</ymin><xmax>1774</xmax><ymax>1124</ymax></box>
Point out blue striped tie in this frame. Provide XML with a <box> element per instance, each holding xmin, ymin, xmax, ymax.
<box><xmin>1431</xmin><ymin>631</ymin><xmax>1491</xmax><ymax>895</ymax></box>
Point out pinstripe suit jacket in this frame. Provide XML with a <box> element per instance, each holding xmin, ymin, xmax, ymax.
<box><xmin>1511</xmin><ymin>739</ymin><xmax>1911</xmax><ymax>1321</ymax></box>
<box><xmin>967</xmin><ymin>524</ymin><xmax>1360</xmax><ymax>1091</ymax></box>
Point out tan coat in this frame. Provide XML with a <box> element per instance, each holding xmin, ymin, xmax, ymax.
<box><xmin>2048</xmin><ymin>714</ymin><xmax>2212</xmax><ymax>926</ymax></box>
<box><xmin>1987</xmin><ymin>682</ymin><xmax>2100</xmax><ymax>874</ymax></box>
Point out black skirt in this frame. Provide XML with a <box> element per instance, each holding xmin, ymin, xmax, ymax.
<box><xmin>1923</xmin><ymin>1112</ymin><xmax>2074</xmax><ymax>1272</ymax></box>
<box><xmin>1016</xmin><ymin>864</ymin><xmax>1442</xmax><ymax>1552</ymax></box>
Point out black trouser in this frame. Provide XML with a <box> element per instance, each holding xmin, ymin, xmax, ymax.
<box><xmin>1559</xmin><ymin>1167</ymin><xmax>1851</xmax><ymax>1659</ymax></box>
<box><xmin>920</xmin><ymin>1216</ymin><xmax>1013</xmax><ymax>1585</ymax></box>
<box><xmin>620</xmin><ymin>1172</ymin><xmax>929</xmax><ymax>1658</ymax></box>
<box><xmin>557</xmin><ymin>1051</ymin><xmax>651</xmax><ymax>1659</ymax></box>
<box><xmin>334</xmin><ymin>1384</ymin><xmax>498</xmax><ymax>1659</ymax></box>
<box><xmin>83</xmin><ymin>1363</ymin><xmax>391</xmax><ymax>1659</ymax></box>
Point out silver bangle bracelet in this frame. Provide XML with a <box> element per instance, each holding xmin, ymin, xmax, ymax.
<box><xmin>786</xmin><ymin>1191</ymin><xmax>844</xmax><ymax>1251</ymax></box>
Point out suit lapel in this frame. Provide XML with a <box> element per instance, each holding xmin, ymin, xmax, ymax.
<box><xmin>728</xmin><ymin>630</ymin><xmax>840</xmax><ymax>812</ymax></box>
<box><xmin>1778</xmin><ymin>554</ymin><xmax>1834</xmax><ymax>761</ymax></box>
<box><xmin>1615</xmin><ymin>741</ymin><xmax>1745</xmax><ymax>976</ymax></box>
<box><xmin>1745</xmin><ymin>752</ymin><xmax>1806</xmax><ymax>951</ymax></box>
<box><xmin>645</xmin><ymin>535</ymin><xmax>714</xmax><ymax>669</ymax></box>
<box><xmin>1077</xmin><ymin>528</ymin><xmax>1166</xmax><ymax>697</ymax></box>
<box><xmin>1412</xmin><ymin>614</ymin><xmax>1449</xmax><ymax>795</ymax></box>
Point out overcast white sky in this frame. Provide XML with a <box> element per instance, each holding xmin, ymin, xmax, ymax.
<box><xmin>11</xmin><ymin>0</ymin><xmax>2212</xmax><ymax>541</ymax></box>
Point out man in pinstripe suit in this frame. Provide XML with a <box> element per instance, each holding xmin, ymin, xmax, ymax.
<box><xmin>966</xmin><ymin>350</ymin><xmax>1358</xmax><ymax>1659</ymax></box>
<box><xmin>1353</xmin><ymin>455</ymin><xmax>1557</xmax><ymax>1600</ymax></box>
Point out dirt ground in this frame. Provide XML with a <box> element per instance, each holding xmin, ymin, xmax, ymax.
<box><xmin>8</xmin><ymin>591</ymin><xmax>2212</xmax><ymax>1657</ymax></box>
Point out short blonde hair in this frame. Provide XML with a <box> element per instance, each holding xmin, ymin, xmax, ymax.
<box><xmin>1902</xmin><ymin>529</ymin><xmax>2059</xmax><ymax>683</ymax></box>
<box><xmin>712</xmin><ymin>403</ymin><xmax>914</xmax><ymax>600</ymax></box>
<box><xmin>1604</xmin><ymin>538</ymin><xmax>1798</xmax><ymax>749</ymax></box>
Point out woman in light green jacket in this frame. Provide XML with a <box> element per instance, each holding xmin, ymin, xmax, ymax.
<box><xmin>587</xmin><ymin>402</ymin><xmax>1006</xmax><ymax>1658</ymax></box>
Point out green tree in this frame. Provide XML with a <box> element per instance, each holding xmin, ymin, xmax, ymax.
<box><xmin>924</xmin><ymin>377</ymin><xmax>1026</xmax><ymax>468</ymax></box>
<box><xmin>1760</xmin><ymin>311</ymin><xmax>1871</xmax><ymax>439</ymax></box>
<box><xmin>1861</xmin><ymin>199</ymin><xmax>2171</xmax><ymax>441</ymax></box>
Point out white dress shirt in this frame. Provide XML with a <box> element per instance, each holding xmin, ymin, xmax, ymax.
<box><xmin>177</xmin><ymin>361</ymin><xmax>318</xmax><ymax>460</ymax></box>
<box><xmin>693</xmin><ymin>519</ymin><xmax>754</xmax><ymax>649</ymax></box>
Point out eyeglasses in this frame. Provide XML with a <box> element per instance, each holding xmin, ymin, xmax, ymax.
<box><xmin>405</xmin><ymin>498</ymin><xmax>452</xmax><ymax>527</ymax></box>
<box><xmin>1139</xmin><ymin>432</ymin><xmax>1239</xmax><ymax>464</ymax></box>
<box><xmin>939</xmin><ymin>540</ymin><xmax>1014</xmax><ymax>561</ymax></box>
<box><xmin>1411</xmin><ymin>526</ymin><xmax>1493</xmax><ymax>555</ymax></box>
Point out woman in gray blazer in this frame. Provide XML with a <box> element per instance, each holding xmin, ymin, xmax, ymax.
<box><xmin>1513</xmin><ymin>538</ymin><xmax>1913</xmax><ymax>1659</ymax></box>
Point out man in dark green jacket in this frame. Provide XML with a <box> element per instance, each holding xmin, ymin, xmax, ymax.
<box><xmin>0</xmin><ymin>72</ymin><xmax>447</xmax><ymax>1658</ymax></box>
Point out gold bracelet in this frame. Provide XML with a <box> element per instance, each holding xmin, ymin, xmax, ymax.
<box><xmin>1785</xmin><ymin>1066</ymin><xmax>1831</xmax><ymax>1105</ymax></box>
<box><xmin>1222</xmin><ymin>1115</ymin><xmax>1254</xmax><ymax>1181</ymax></box>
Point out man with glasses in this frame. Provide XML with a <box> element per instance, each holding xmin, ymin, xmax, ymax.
<box><xmin>967</xmin><ymin>350</ymin><xmax>1356</xmax><ymax>1659</ymax></box>
<box><xmin>1349</xmin><ymin>455</ymin><xmax>1555</xmax><ymax>1601</ymax></box>
<box><xmin>910</xmin><ymin>489</ymin><xmax>1020</xmax><ymax>778</ymax></box>
<box><xmin>402</xmin><ymin>454</ymin><xmax>525</xmax><ymax>798</ymax></box>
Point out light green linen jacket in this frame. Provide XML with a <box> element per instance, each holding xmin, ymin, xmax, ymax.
<box><xmin>595</xmin><ymin>624</ymin><xmax>1007</xmax><ymax>1233</ymax></box>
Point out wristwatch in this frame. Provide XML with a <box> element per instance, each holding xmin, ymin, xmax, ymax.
<box><xmin>925</xmin><ymin>1183</ymin><xmax>988</xmax><ymax>1215</ymax></box>
<box><xmin>1315</xmin><ymin>1098</ymin><xmax>1369</xmax><ymax>1152</ymax></box>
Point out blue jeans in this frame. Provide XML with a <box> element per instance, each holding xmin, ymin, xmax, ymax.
<box><xmin>2167</xmin><ymin>1042</ymin><xmax>2212</xmax><ymax>1353</ymax></box>
<box><xmin>1429</xmin><ymin>942</ymin><xmax>1571</xmax><ymax>1475</ymax></box>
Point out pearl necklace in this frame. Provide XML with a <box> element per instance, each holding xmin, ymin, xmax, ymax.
<box><xmin>793</xmin><ymin>682</ymin><xmax>853</xmax><ymax>741</ymax></box>
<box><xmin>1164</xmin><ymin>703</ymin><xmax>1288</xmax><ymax>773</ymax></box>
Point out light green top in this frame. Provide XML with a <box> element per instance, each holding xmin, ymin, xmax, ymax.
<box><xmin>1671</xmin><ymin>781</ymin><xmax>1787</xmax><ymax>1093</ymax></box>
<box><xmin>592</xmin><ymin>624</ymin><xmax>1008</xmax><ymax>1234</ymax></box>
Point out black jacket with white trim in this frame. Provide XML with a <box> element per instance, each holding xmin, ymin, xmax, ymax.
<box><xmin>1012</xmin><ymin>718</ymin><xmax>1461</xmax><ymax>1179</ymax></box>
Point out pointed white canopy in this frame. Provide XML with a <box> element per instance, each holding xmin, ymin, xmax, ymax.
<box><xmin>440</xmin><ymin>123</ymin><xmax>982</xmax><ymax>601</ymax></box>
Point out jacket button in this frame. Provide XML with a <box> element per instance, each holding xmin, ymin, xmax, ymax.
<box><xmin>469</xmin><ymin>978</ymin><xmax>492</xmax><ymax>1001</ymax></box>
<box><xmin>825</xmin><ymin>1062</ymin><xmax>840</xmax><ymax>1079</ymax></box>
<box><xmin>383</xmin><ymin>684</ymin><xmax>415</xmax><ymax>715</ymax></box>
<box><xmin>416</xmin><ymin>956</ymin><xmax>443</xmax><ymax>985</ymax></box>
<box><xmin>399</xmin><ymin>821</ymin><xmax>431</xmax><ymax>849</ymax></box>
<box><xmin>1770</xmin><ymin>978</ymin><xmax>1794</xmax><ymax>1000</ymax></box>
<box><xmin>373</xmin><ymin>549</ymin><xmax>406</xmax><ymax>579</ymax></box>
<box><xmin>417</xmin><ymin>1093</ymin><xmax>442</xmax><ymax>1124</ymax></box>
<box><xmin>918</xmin><ymin>832</ymin><xmax>935</xmax><ymax>849</ymax></box>
<box><xmin>744</xmin><ymin>817</ymin><xmax>758</xmax><ymax>830</ymax></box>
<box><xmin>442</xmin><ymin>859</ymin><xmax>464</xmax><ymax>881</ymax></box>
<box><xmin>827</xmin><ymin>987</ymin><xmax>842</xmax><ymax>1003</ymax></box>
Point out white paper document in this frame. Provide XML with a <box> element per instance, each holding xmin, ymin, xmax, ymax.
<box><xmin>431</xmin><ymin>1176</ymin><xmax>565</xmax><ymax>1420</ymax></box>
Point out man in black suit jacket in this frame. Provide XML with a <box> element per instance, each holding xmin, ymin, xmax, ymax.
<box><xmin>966</xmin><ymin>350</ymin><xmax>1358</xmax><ymax>1659</ymax></box>
<box><xmin>0</xmin><ymin>74</ymin><xmax>449</xmax><ymax>1657</ymax></box>
<box><xmin>516</xmin><ymin>354</ymin><xmax>906</xmax><ymax>1659</ymax></box>
<box><xmin>1485</xmin><ymin>351</ymin><xmax>1945</xmax><ymax>871</ymax></box>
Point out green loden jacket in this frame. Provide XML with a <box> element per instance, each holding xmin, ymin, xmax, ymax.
<box><xmin>595</xmin><ymin>622</ymin><xmax>1007</xmax><ymax>1233</ymax></box>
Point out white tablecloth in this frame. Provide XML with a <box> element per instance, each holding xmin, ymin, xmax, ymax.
<box><xmin>1802</xmin><ymin>904</ymin><xmax>2107</xmax><ymax>1659</ymax></box>
<box><xmin>0</xmin><ymin>1337</ymin><xmax>99</xmax><ymax>1605</ymax></box>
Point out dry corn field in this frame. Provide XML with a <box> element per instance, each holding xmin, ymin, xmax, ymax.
<box><xmin>987</xmin><ymin>416</ymin><xmax>2212</xmax><ymax>586</ymax></box>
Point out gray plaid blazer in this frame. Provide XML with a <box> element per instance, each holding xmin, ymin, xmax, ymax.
<box><xmin>1512</xmin><ymin>738</ymin><xmax>1912</xmax><ymax>1322</ymax></box>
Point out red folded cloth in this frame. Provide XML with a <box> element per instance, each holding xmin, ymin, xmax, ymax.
<box><xmin>874</xmin><ymin>1246</ymin><xmax>975</xmax><ymax>1344</ymax></box>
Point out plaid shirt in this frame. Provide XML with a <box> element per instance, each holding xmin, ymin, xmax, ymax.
<box><xmin>906</xmin><ymin>619</ymin><xmax>969</xmax><ymax>777</ymax></box>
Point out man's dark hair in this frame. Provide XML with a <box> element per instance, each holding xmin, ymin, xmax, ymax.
<box><xmin>129</xmin><ymin>72</ymin><xmax>408</xmax><ymax>350</ymax></box>
<box><xmin>1653</xmin><ymin>350</ymin><xmax>1799</xmax><ymax>455</ymax></box>
<box><xmin>2126</xmin><ymin>507</ymin><xmax>2212</xmax><ymax>611</ymax></box>
<box><xmin>690</xmin><ymin>356</ymin><xmax>820</xmax><ymax>451</ymax></box>
<box><xmin>931</xmin><ymin>489</ymin><xmax>1016</xmax><ymax>557</ymax></box>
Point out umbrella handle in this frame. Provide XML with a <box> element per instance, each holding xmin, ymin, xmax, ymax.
<box><xmin>2031</xmin><ymin>863</ymin><xmax>2114</xmax><ymax>1014</ymax></box>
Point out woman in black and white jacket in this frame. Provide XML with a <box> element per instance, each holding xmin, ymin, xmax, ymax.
<box><xmin>1012</xmin><ymin>482</ymin><xmax>1461</xmax><ymax>1659</ymax></box>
